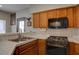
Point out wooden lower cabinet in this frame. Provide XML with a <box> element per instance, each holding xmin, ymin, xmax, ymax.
<box><xmin>14</xmin><ymin>40</ymin><xmax>38</xmax><ymax>55</ymax></box>
<box><xmin>74</xmin><ymin>43</ymin><xmax>79</xmax><ymax>55</ymax></box>
<box><xmin>14</xmin><ymin>39</ymin><xmax>46</xmax><ymax>55</ymax></box>
<box><xmin>69</xmin><ymin>42</ymin><xmax>79</xmax><ymax>55</ymax></box>
<box><xmin>69</xmin><ymin>42</ymin><xmax>75</xmax><ymax>55</ymax></box>
<box><xmin>19</xmin><ymin>46</ymin><xmax>37</xmax><ymax>55</ymax></box>
<box><xmin>37</xmin><ymin>39</ymin><xmax>46</xmax><ymax>55</ymax></box>
<box><xmin>14</xmin><ymin>39</ymin><xmax>79</xmax><ymax>55</ymax></box>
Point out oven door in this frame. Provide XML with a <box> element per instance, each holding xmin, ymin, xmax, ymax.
<box><xmin>46</xmin><ymin>44</ymin><xmax>68</xmax><ymax>55</ymax></box>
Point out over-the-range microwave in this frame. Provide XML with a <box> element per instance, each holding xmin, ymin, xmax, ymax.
<box><xmin>48</xmin><ymin>17</ymin><xmax>69</xmax><ymax>29</ymax></box>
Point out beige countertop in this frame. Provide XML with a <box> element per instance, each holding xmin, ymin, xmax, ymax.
<box><xmin>68</xmin><ymin>36</ymin><xmax>79</xmax><ymax>44</ymax></box>
<box><xmin>0</xmin><ymin>39</ymin><xmax>36</xmax><ymax>55</ymax></box>
<box><xmin>22</xmin><ymin>32</ymin><xmax>79</xmax><ymax>43</ymax></box>
<box><xmin>0</xmin><ymin>41</ymin><xmax>17</xmax><ymax>55</ymax></box>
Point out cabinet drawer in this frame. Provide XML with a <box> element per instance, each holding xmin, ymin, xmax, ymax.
<box><xmin>19</xmin><ymin>46</ymin><xmax>37</xmax><ymax>55</ymax></box>
<box><xmin>17</xmin><ymin>40</ymin><xmax>37</xmax><ymax>53</ymax></box>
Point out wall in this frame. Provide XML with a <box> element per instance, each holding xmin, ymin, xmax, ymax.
<box><xmin>15</xmin><ymin>4</ymin><xmax>77</xmax><ymax>32</ymax></box>
<box><xmin>0</xmin><ymin>11</ymin><xmax>11</xmax><ymax>33</ymax></box>
<box><xmin>11</xmin><ymin>8</ymin><xmax>32</xmax><ymax>33</ymax></box>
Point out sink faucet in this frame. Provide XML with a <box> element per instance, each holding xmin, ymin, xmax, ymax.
<box><xmin>18</xmin><ymin>32</ymin><xmax>22</xmax><ymax>41</ymax></box>
<box><xmin>18</xmin><ymin>29</ymin><xmax>23</xmax><ymax>41</ymax></box>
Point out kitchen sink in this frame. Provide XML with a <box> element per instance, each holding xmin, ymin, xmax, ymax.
<box><xmin>8</xmin><ymin>37</ymin><xmax>34</xmax><ymax>42</ymax></box>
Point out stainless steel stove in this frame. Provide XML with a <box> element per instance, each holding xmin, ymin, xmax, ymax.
<box><xmin>46</xmin><ymin>36</ymin><xmax>69</xmax><ymax>55</ymax></box>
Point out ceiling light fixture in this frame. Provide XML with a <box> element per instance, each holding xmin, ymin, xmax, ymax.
<box><xmin>0</xmin><ymin>5</ymin><xmax>2</xmax><ymax>7</ymax></box>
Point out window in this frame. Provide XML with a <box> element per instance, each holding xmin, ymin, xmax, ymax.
<box><xmin>19</xmin><ymin>20</ymin><xmax>25</xmax><ymax>32</ymax></box>
<box><xmin>17</xmin><ymin>18</ymin><xmax>26</xmax><ymax>33</ymax></box>
<box><xmin>0</xmin><ymin>20</ymin><xmax>6</xmax><ymax>33</ymax></box>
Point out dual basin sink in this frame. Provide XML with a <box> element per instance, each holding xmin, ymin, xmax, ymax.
<box><xmin>9</xmin><ymin>37</ymin><xmax>34</xmax><ymax>42</ymax></box>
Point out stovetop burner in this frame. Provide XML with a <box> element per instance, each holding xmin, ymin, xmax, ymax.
<box><xmin>47</xmin><ymin>36</ymin><xmax>68</xmax><ymax>47</ymax></box>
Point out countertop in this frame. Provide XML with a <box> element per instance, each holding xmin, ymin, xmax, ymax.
<box><xmin>0</xmin><ymin>31</ymin><xmax>79</xmax><ymax>55</ymax></box>
<box><xmin>0</xmin><ymin>39</ymin><xmax>36</xmax><ymax>55</ymax></box>
<box><xmin>0</xmin><ymin>41</ymin><xmax>16</xmax><ymax>55</ymax></box>
<box><xmin>22</xmin><ymin>32</ymin><xmax>79</xmax><ymax>43</ymax></box>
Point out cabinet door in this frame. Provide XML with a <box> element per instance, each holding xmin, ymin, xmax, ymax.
<box><xmin>40</xmin><ymin>12</ymin><xmax>48</xmax><ymax>28</ymax></box>
<box><xmin>75</xmin><ymin>6</ymin><xmax>79</xmax><ymax>28</ymax></box>
<box><xmin>14</xmin><ymin>40</ymin><xmax>38</xmax><ymax>55</ymax></box>
<box><xmin>47</xmin><ymin>10</ymin><xmax>57</xmax><ymax>19</ymax></box>
<box><xmin>33</xmin><ymin>13</ymin><xmax>40</xmax><ymax>28</ymax></box>
<box><xmin>69</xmin><ymin>42</ymin><xmax>79</xmax><ymax>55</ymax></box>
<box><xmin>69</xmin><ymin>42</ymin><xmax>75</xmax><ymax>55</ymax></box>
<box><xmin>66</xmin><ymin>7</ymin><xmax>74</xmax><ymax>28</ymax></box>
<box><xmin>57</xmin><ymin>8</ymin><xmax>67</xmax><ymax>18</ymax></box>
<box><xmin>37</xmin><ymin>39</ymin><xmax>46</xmax><ymax>55</ymax></box>
<box><xmin>74</xmin><ymin>43</ymin><xmax>79</xmax><ymax>55</ymax></box>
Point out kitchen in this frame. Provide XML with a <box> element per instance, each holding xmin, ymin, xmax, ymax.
<box><xmin>0</xmin><ymin>4</ymin><xmax>79</xmax><ymax>55</ymax></box>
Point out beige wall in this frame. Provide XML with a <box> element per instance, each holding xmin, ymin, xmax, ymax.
<box><xmin>0</xmin><ymin>11</ymin><xmax>11</xmax><ymax>33</ymax></box>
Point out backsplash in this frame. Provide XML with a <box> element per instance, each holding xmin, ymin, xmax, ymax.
<box><xmin>0</xmin><ymin>28</ymin><xmax>79</xmax><ymax>41</ymax></box>
<box><xmin>46</xmin><ymin>28</ymin><xmax>79</xmax><ymax>37</ymax></box>
<box><xmin>30</xmin><ymin>28</ymin><xmax>46</xmax><ymax>32</ymax></box>
<box><xmin>31</xmin><ymin>28</ymin><xmax>79</xmax><ymax>37</ymax></box>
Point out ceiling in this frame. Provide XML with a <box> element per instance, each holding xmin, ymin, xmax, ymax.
<box><xmin>0</xmin><ymin>4</ymin><xmax>31</xmax><ymax>13</ymax></box>
<box><xmin>0</xmin><ymin>4</ymin><xmax>77</xmax><ymax>13</ymax></box>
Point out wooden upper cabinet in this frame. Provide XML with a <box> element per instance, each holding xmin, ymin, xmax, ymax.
<box><xmin>33</xmin><ymin>13</ymin><xmax>40</xmax><ymax>28</ymax></box>
<box><xmin>32</xmin><ymin>6</ymin><xmax>78</xmax><ymax>28</ymax></box>
<box><xmin>57</xmin><ymin>8</ymin><xmax>67</xmax><ymax>18</ymax></box>
<box><xmin>40</xmin><ymin>12</ymin><xmax>48</xmax><ymax>28</ymax></box>
<box><xmin>47</xmin><ymin>10</ymin><xmax>57</xmax><ymax>19</ymax></box>
<box><xmin>66</xmin><ymin>7</ymin><xmax>74</xmax><ymax>28</ymax></box>
<box><xmin>75</xmin><ymin>6</ymin><xmax>79</xmax><ymax>28</ymax></box>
